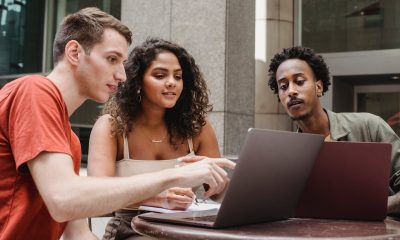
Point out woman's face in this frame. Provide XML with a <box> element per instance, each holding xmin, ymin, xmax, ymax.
<box><xmin>141</xmin><ymin>51</ymin><xmax>184</xmax><ymax>110</ymax></box>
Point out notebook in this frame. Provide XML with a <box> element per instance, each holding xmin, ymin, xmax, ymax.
<box><xmin>295</xmin><ymin>141</ymin><xmax>391</xmax><ymax>221</ymax></box>
<box><xmin>138</xmin><ymin>128</ymin><xmax>324</xmax><ymax>228</ymax></box>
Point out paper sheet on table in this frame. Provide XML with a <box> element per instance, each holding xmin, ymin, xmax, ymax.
<box><xmin>138</xmin><ymin>202</ymin><xmax>220</xmax><ymax>214</ymax></box>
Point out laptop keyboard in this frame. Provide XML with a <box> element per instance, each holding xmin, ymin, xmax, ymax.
<box><xmin>183</xmin><ymin>214</ymin><xmax>217</xmax><ymax>222</ymax></box>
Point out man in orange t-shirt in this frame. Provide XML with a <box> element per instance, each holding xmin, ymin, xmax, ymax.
<box><xmin>0</xmin><ymin>7</ymin><xmax>235</xmax><ymax>240</ymax></box>
<box><xmin>0</xmin><ymin>75</ymin><xmax>81</xmax><ymax>239</ymax></box>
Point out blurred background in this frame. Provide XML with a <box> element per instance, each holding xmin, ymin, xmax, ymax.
<box><xmin>0</xmin><ymin>0</ymin><xmax>399</xmax><ymax>167</ymax></box>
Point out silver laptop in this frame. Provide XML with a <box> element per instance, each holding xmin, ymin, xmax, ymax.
<box><xmin>138</xmin><ymin>128</ymin><xmax>324</xmax><ymax>228</ymax></box>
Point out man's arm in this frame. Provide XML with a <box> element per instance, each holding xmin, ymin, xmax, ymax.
<box><xmin>371</xmin><ymin>116</ymin><xmax>400</xmax><ymax>214</ymax></box>
<box><xmin>388</xmin><ymin>194</ymin><xmax>400</xmax><ymax>215</ymax></box>
<box><xmin>28</xmin><ymin>152</ymin><xmax>234</xmax><ymax>222</ymax></box>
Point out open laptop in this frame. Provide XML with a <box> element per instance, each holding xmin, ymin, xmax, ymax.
<box><xmin>139</xmin><ymin>128</ymin><xmax>324</xmax><ymax>228</ymax></box>
<box><xmin>295</xmin><ymin>141</ymin><xmax>391</xmax><ymax>221</ymax></box>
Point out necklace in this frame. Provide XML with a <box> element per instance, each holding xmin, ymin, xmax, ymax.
<box><xmin>142</xmin><ymin>129</ymin><xmax>167</xmax><ymax>144</ymax></box>
<box><xmin>151</xmin><ymin>137</ymin><xmax>166</xmax><ymax>143</ymax></box>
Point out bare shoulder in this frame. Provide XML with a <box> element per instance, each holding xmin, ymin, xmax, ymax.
<box><xmin>88</xmin><ymin>114</ymin><xmax>119</xmax><ymax>175</ymax></box>
<box><xmin>92</xmin><ymin>114</ymin><xmax>115</xmax><ymax>132</ymax></box>
<box><xmin>94</xmin><ymin>114</ymin><xmax>113</xmax><ymax>126</ymax></box>
<box><xmin>195</xmin><ymin>118</ymin><xmax>216</xmax><ymax>139</ymax></box>
<box><xmin>90</xmin><ymin>114</ymin><xmax>117</xmax><ymax>141</ymax></box>
<box><xmin>193</xmin><ymin>118</ymin><xmax>220</xmax><ymax>157</ymax></box>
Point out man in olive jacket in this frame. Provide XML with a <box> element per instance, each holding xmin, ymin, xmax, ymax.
<box><xmin>267</xmin><ymin>46</ymin><xmax>400</xmax><ymax>215</ymax></box>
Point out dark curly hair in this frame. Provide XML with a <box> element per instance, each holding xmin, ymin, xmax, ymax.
<box><xmin>103</xmin><ymin>37</ymin><xmax>212</xmax><ymax>147</ymax></box>
<box><xmin>268</xmin><ymin>46</ymin><xmax>331</xmax><ymax>97</ymax></box>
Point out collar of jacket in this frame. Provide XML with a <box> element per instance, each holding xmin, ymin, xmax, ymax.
<box><xmin>295</xmin><ymin>109</ymin><xmax>351</xmax><ymax>141</ymax></box>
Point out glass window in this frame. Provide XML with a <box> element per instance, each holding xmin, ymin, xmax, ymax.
<box><xmin>332</xmin><ymin>75</ymin><xmax>400</xmax><ymax>136</ymax></box>
<box><xmin>0</xmin><ymin>0</ymin><xmax>122</xmax><ymax>164</ymax></box>
<box><xmin>46</xmin><ymin>0</ymin><xmax>121</xmax><ymax>71</ymax></box>
<box><xmin>0</xmin><ymin>0</ymin><xmax>45</xmax><ymax>75</ymax></box>
<box><xmin>301</xmin><ymin>0</ymin><xmax>400</xmax><ymax>53</ymax></box>
<box><xmin>0</xmin><ymin>0</ymin><xmax>121</xmax><ymax>76</ymax></box>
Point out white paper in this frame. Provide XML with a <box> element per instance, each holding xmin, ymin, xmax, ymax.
<box><xmin>138</xmin><ymin>202</ymin><xmax>220</xmax><ymax>214</ymax></box>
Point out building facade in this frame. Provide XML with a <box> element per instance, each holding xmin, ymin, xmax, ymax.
<box><xmin>1</xmin><ymin>0</ymin><xmax>399</xmax><ymax>160</ymax></box>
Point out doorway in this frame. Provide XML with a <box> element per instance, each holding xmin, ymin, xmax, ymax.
<box><xmin>332</xmin><ymin>74</ymin><xmax>400</xmax><ymax>136</ymax></box>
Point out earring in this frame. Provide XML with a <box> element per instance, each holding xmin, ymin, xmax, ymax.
<box><xmin>137</xmin><ymin>89</ymin><xmax>142</xmax><ymax>103</ymax></box>
<box><xmin>317</xmin><ymin>92</ymin><xmax>322</xmax><ymax>97</ymax></box>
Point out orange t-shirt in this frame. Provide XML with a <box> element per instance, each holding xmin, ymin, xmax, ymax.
<box><xmin>0</xmin><ymin>75</ymin><xmax>81</xmax><ymax>240</ymax></box>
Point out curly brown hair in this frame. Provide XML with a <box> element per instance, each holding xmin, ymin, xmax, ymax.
<box><xmin>103</xmin><ymin>37</ymin><xmax>212</xmax><ymax>146</ymax></box>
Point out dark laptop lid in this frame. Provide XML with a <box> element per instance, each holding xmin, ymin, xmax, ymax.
<box><xmin>295</xmin><ymin>141</ymin><xmax>391</xmax><ymax>221</ymax></box>
<box><xmin>213</xmin><ymin>128</ymin><xmax>324</xmax><ymax>227</ymax></box>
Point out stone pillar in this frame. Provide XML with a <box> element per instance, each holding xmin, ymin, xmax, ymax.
<box><xmin>121</xmin><ymin>0</ymin><xmax>255</xmax><ymax>155</ymax></box>
<box><xmin>254</xmin><ymin>0</ymin><xmax>294</xmax><ymax>131</ymax></box>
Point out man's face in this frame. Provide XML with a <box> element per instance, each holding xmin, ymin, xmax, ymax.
<box><xmin>276</xmin><ymin>59</ymin><xmax>323</xmax><ymax>121</ymax></box>
<box><xmin>76</xmin><ymin>28</ymin><xmax>129</xmax><ymax>103</ymax></box>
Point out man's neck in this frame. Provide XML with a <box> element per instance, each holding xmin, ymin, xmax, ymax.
<box><xmin>46</xmin><ymin>64</ymin><xmax>86</xmax><ymax>117</ymax></box>
<box><xmin>296</xmin><ymin>108</ymin><xmax>330</xmax><ymax>138</ymax></box>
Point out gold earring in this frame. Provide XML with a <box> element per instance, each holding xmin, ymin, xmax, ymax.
<box><xmin>137</xmin><ymin>89</ymin><xmax>141</xmax><ymax>102</ymax></box>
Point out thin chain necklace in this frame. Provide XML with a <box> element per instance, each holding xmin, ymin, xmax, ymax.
<box><xmin>135</xmin><ymin>119</ymin><xmax>168</xmax><ymax>143</ymax></box>
<box><xmin>142</xmin><ymin>129</ymin><xmax>168</xmax><ymax>144</ymax></box>
<box><xmin>150</xmin><ymin>135</ymin><xmax>167</xmax><ymax>143</ymax></box>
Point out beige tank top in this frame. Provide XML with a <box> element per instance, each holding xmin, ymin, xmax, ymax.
<box><xmin>115</xmin><ymin>134</ymin><xmax>195</xmax><ymax>177</ymax></box>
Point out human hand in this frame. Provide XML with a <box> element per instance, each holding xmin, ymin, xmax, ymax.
<box><xmin>178</xmin><ymin>156</ymin><xmax>233</xmax><ymax>199</ymax></box>
<box><xmin>155</xmin><ymin>187</ymin><xmax>195</xmax><ymax>210</ymax></box>
<box><xmin>173</xmin><ymin>157</ymin><xmax>236</xmax><ymax>198</ymax></box>
<box><xmin>387</xmin><ymin>112</ymin><xmax>400</xmax><ymax>126</ymax></box>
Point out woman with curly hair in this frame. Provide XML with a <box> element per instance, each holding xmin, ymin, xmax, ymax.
<box><xmin>87</xmin><ymin>37</ymin><xmax>223</xmax><ymax>239</ymax></box>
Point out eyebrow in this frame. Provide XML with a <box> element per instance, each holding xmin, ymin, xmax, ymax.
<box><xmin>107</xmin><ymin>50</ymin><xmax>126</xmax><ymax>59</ymax></box>
<box><xmin>151</xmin><ymin>67</ymin><xmax>182</xmax><ymax>73</ymax></box>
<box><xmin>277</xmin><ymin>73</ymin><xmax>304</xmax><ymax>82</ymax></box>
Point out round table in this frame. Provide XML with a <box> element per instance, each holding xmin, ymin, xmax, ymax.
<box><xmin>132</xmin><ymin>216</ymin><xmax>400</xmax><ymax>240</ymax></box>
